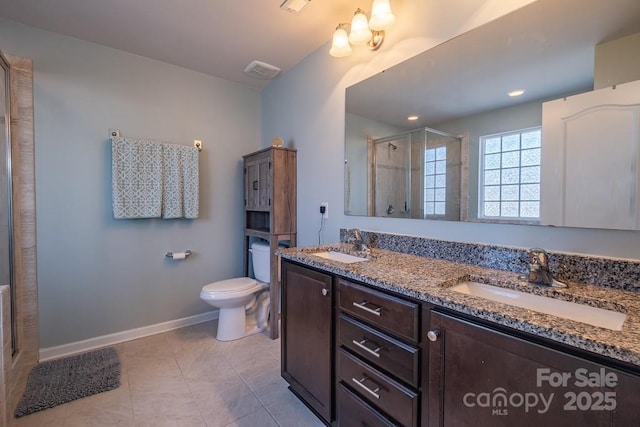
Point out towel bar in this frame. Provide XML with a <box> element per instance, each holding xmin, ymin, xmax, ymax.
<box><xmin>109</xmin><ymin>130</ymin><xmax>203</xmax><ymax>152</ymax></box>
<box><xmin>165</xmin><ymin>250</ymin><xmax>192</xmax><ymax>259</ymax></box>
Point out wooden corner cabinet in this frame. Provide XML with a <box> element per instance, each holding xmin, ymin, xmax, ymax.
<box><xmin>243</xmin><ymin>147</ymin><xmax>296</xmax><ymax>339</ymax></box>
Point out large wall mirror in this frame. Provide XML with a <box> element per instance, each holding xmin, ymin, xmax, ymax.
<box><xmin>345</xmin><ymin>0</ymin><xmax>640</xmax><ymax>230</ymax></box>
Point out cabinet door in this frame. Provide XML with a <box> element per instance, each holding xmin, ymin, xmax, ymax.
<box><xmin>245</xmin><ymin>152</ymin><xmax>271</xmax><ymax>211</ymax></box>
<box><xmin>281</xmin><ymin>261</ymin><xmax>333</xmax><ymax>423</ymax></box>
<box><xmin>427</xmin><ymin>311</ymin><xmax>640</xmax><ymax>426</ymax></box>
<box><xmin>541</xmin><ymin>79</ymin><xmax>640</xmax><ymax>230</ymax></box>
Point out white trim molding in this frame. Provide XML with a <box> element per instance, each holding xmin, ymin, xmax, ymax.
<box><xmin>39</xmin><ymin>310</ymin><xmax>218</xmax><ymax>361</ymax></box>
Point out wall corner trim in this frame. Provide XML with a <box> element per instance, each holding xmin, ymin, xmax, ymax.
<box><xmin>39</xmin><ymin>310</ymin><xmax>218</xmax><ymax>362</ymax></box>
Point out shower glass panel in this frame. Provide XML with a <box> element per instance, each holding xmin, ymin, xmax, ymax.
<box><xmin>0</xmin><ymin>53</ymin><xmax>15</xmax><ymax>354</ymax></box>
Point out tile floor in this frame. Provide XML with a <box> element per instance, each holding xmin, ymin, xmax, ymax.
<box><xmin>10</xmin><ymin>321</ymin><xmax>325</xmax><ymax>427</ymax></box>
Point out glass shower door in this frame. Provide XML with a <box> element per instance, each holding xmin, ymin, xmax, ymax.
<box><xmin>0</xmin><ymin>52</ymin><xmax>15</xmax><ymax>354</ymax></box>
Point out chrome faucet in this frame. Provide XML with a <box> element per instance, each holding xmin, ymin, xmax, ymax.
<box><xmin>346</xmin><ymin>228</ymin><xmax>371</xmax><ymax>255</ymax></box>
<box><xmin>524</xmin><ymin>248</ymin><xmax>566</xmax><ymax>288</ymax></box>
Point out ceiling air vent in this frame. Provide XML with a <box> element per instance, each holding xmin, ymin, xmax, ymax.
<box><xmin>243</xmin><ymin>60</ymin><xmax>282</xmax><ymax>80</ymax></box>
<box><xmin>280</xmin><ymin>0</ymin><xmax>311</xmax><ymax>14</ymax></box>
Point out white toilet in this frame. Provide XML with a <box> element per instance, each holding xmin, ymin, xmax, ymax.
<box><xmin>200</xmin><ymin>241</ymin><xmax>271</xmax><ymax>341</ymax></box>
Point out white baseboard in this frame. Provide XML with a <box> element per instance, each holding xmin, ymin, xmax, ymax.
<box><xmin>39</xmin><ymin>310</ymin><xmax>219</xmax><ymax>361</ymax></box>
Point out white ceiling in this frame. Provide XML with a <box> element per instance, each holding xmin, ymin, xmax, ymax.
<box><xmin>0</xmin><ymin>0</ymin><xmax>366</xmax><ymax>89</ymax></box>
<box><xmin>346</xmin><ymin>0</ymin><xmax>640</xmax><ymax>129</ymax></box>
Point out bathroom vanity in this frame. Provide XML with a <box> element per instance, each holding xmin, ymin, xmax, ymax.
<box><xmin>279</xmin><ymin>244</ymin><xmax>640</xmax><ymax>426</ymax></box>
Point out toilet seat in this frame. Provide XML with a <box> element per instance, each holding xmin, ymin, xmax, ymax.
<box><xmin>202</xmin><ymin>277</ymin><xmax>257</xmax><ymax>293</ymax></box>
<box><xmin>200</xmin><ymin>277</ymin><xmax>266</xmax><ymax>300</ymax></box>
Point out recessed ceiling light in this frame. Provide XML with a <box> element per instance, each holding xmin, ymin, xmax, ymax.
<box><xmin>508</xmin><ymin>89</ymin><xmax>525</xmax><ymax>97</ymax></box>
<box><xmin>407</xmin><ymin>115</ymin><xmax>419</xmax><ymax>121</ymax></box>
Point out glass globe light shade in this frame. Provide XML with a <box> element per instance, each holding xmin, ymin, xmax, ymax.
<box><xmin>349</xmin><ymin>9</ymin><xmax>372</xmax><ymax>45</ymax></box>
<box><xmin>329</xmin><ymin>26</ymin><xmax>352</xmax><ymax>57</ymax></box>
<box><xmin>369</xmin><ymin>0</ymin><xmax>396</xmax><ymax>30</ymax></box>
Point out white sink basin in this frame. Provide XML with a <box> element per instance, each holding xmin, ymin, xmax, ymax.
<box><xmin>312</xmin><ymin>251</ymin><xmax>369</xmax><ymax>264</ymax></box>
<box><xmin>450</xmin><ymin>281</ymin><xmax>627</xmax><ymax>331</ymax></box>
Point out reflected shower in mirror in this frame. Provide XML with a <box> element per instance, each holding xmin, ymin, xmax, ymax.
<box><xmin>344</xmin><ymin>0</ymin><xmax>640</xmax><ymax>229</ymax></box>
<box><xmin>353</xmin><ymin>127</ymin><xmax>461</xmax><ymax>220</ymax></box>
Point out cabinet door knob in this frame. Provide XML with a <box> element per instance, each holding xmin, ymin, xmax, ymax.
<box><xmin>321</xmin><ymin>288</ymin><xmax>329</xmax><ymax>296</ymax></box>
<box><xmin>427</xmin><ymin>330</ymin><xmax>440</xmax><ymax>342</ymax></box>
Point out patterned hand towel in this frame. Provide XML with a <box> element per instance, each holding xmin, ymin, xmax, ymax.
<box><xmin>162</xmin><ymin>143</ymin><xmax>199</xmax><ymax>219</ymax></box>
<box><xmin>111</xmin><ymin>137</ymin><xmax>163</xmax><ymax>219</ymax></box>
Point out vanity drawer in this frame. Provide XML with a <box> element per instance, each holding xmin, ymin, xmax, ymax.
<box><xmin>338</xmin><ymin>382</ymin><xmax>397</xmax><ymax>427</ymax></box>
<box><xmin>339</xmin><ymin>314</ymin><xmax>419</xmax><ymax>387</ymax></box>
<box><xmin>339</xmin><ymin>279</ymin><xmax>419</xmax><ymax>343</ymax></box>
<box><xmin>338</xmin><ymin>349</ymin><xmax>418</xmax><ymax>427</ymax></box>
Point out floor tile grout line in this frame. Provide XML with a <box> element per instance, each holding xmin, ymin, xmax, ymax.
<box><xmin>262</xmin><ymin>399</ymin><xmax>286</xmax><ymax>427</ymax></box>
<box><xmin>168</xmin><ymin>332</ymin><xmax>224</xmax><ymax>427</ymax></box>
<box><xmin>227</xmin><ymin>352</ymin><xmax>271</xmax><ymax>417</ymax></box>
<box><xmin>122</xmin><ymin>351</ymin><xmax>137</xmax><ymax>425</ymax></box>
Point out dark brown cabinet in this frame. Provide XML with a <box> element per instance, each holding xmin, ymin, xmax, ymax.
<box><xmin>243</xmin><ymin>147</ymin><xmax>296</xmax><ymax>339</ymax></box>
<box><xmin>337</xmin><ymin>278</ymin><xmax>422</xmax><ymax>426</ymax></box>
<box><xmin>338</xmin><ymin>383</ymin><xmax>396</xmax><ymax>427</ymax></box>
<box><xmin>280</xmin><ymin>261</ymin><xmax>640</xmax><ymax>426</ymax></box>
<box><xmin>281</xmin><ymin>260</ymin><xmax>334</xmax><ymax>423</ymax></box>
<box><xmin>427</xmin><ymin>310</ymin><xmax>640</xmax><ymax>426</ymax></box>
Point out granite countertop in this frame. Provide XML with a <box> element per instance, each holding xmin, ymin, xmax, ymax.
<box><xmin>277</xmin><ymin>244</ymin><xmax>640</xmax><ymax>368</ymax></box>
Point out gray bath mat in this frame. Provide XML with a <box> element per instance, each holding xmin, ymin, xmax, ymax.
<box><xmin>15</xmin><ymin>347</ymin><xmax>121</xmax><ymax>417</ymax></box>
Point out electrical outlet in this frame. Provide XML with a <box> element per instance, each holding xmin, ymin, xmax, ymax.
<box><xmin>320</xmin><ymin>202</ymin><xmax>329</xmax><ymax>219</ymax></box>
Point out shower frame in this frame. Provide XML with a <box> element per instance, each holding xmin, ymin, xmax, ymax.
<box><xmin>0</xmin><ymin>52</ymin><xmax>37</xmax><ymax>427</ymax></box>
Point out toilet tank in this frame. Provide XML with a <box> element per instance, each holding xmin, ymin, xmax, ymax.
<box><xmin>251</xmin><ymin>241</ymin><xmax>271</xmax><ymax>283</ymax></box>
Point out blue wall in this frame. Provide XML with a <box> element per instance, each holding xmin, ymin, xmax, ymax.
<box><xmin>0</xmin><ymin>18</ymin><xmax>261</xmax><ymax>347</ymax></box>
<box><xmin>261</xmin><ymin>0</ymin><xmax>640</xmax><ymax>260</ymax></box>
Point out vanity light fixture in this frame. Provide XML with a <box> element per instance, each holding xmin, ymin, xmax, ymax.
<box><xmin>508</xmin><ymin>89</ymin><xmax>526</xmax><ymax>97</ymax></box>
<box><xmin>329</xmin><ymin>0</ymin><xmax>395</xmax><ymax>57</ymax></box>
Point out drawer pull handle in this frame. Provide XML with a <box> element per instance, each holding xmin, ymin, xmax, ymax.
<box><xmin>352</xmin><ymin>339</ymin><xmax>382</xmax><ymax>358</ymax></box>
<box><xmin>352</xmin><ymin>301</ymin><xmax>382</xmax><ymax>316</ymax></box>
<box><xmin>352</xmin><ymin>376</ymin><xmax>381</xmax><ymax>399</ymax></box>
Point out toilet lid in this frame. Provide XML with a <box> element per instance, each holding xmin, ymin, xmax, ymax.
<box><xmin>202</xmin><ymin>277</ymin><xmax>257</xmax><ymax>293</ymax></box>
